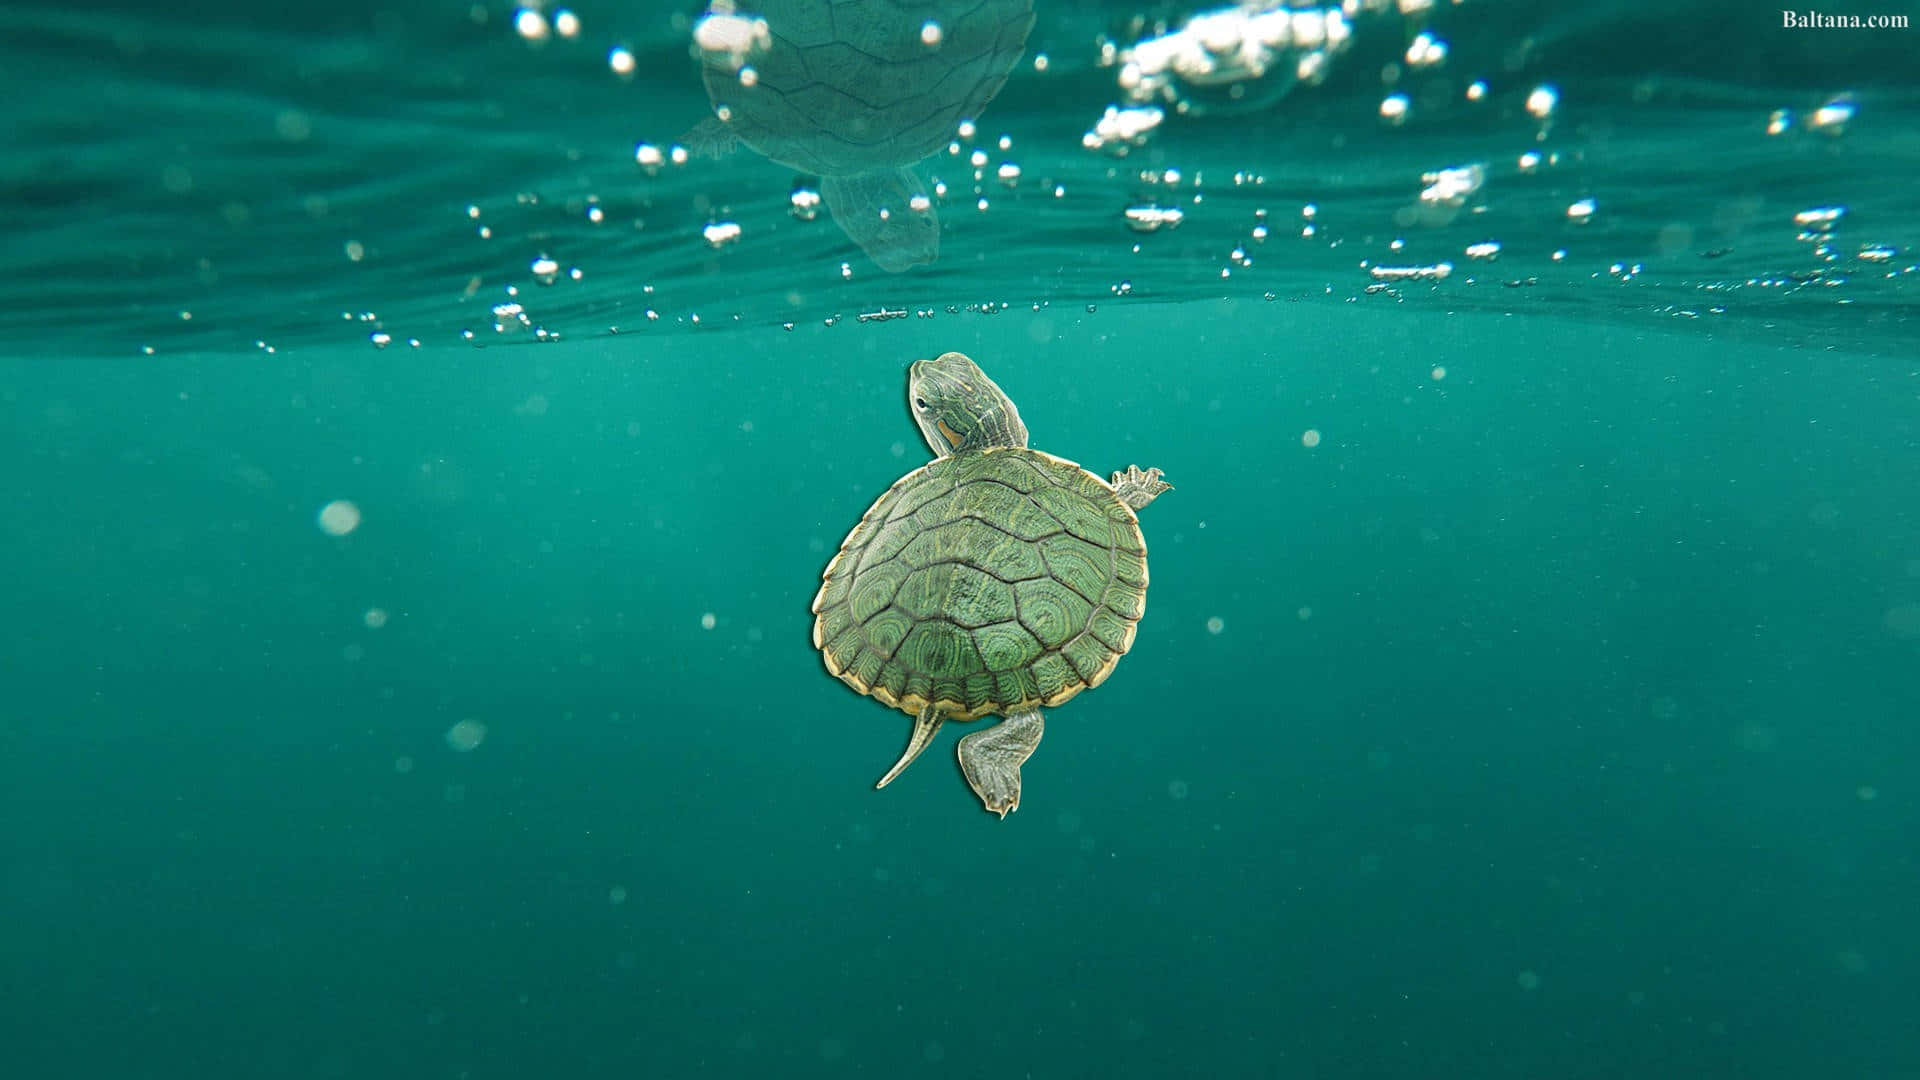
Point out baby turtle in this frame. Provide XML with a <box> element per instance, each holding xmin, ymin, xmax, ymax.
<box><xmin>811</xmin><ymin>352</ymin><xmax>1172</xmax><ymax>817</ymax></box>
<box><xmin>687</xmin><ymin>0</ymin><xmax>1036</xmax><ymax>271</ymax></box>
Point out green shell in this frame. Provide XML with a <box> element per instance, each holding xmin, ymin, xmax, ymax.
<box><xmin>812</xmin><ymin>447</ymin><xmax>1148</xmax><ymax>720</ymax></box>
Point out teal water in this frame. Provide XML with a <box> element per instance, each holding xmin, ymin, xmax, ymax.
<box><xmin>4</xmin><ymin>1</ymin><xmax>1918</xmax><ymax>1077</ymax></box>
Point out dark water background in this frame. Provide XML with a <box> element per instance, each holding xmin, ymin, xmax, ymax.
<box><xmin>3</xmin><ymin>0</ymin><xmax>1918</xmax><ymax>1077</ymax></box>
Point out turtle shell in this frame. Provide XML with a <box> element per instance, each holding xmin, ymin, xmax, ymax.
<box><xmin>696</xmin><ymin>0</ymin><xmax>1037</xmax><ymax>176</ymax></box>
<box><xmin>811</xmin><ymin>447</ymin><xmax>1148</xmax><ymax>720</ymax></box>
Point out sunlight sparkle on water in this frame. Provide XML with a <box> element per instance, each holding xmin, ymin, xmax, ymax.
<box><xmin>513</xmin><ymin>8</ymin><xmax>548</xmax><ymax>42</ymax></box>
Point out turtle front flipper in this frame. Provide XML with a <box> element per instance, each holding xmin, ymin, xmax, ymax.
<box><xmin>821</xmin><ymin>168</ymin><xmax>939</xmax><ymax>273</ymax></box>
<box><xmin>1111</xmin><ymin>465</ymin><xmax>1173</xmax><ymax>511</ymax></box>
<box><xmin>957</xmin><ymin>709</ymin><xmax>1044</xmax><ymax>819</ymax></box>
<box><xmin>876</xmin><ymin>703</ymin><xmax>945</xmax><ymax>789</ymax></box>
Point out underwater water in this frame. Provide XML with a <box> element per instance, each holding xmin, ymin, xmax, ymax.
<box><xmin>3</xmin><ymin>0</ymin><xmax>1918</xmax><ymax>1076</ymax></box>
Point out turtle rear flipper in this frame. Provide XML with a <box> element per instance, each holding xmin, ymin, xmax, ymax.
<box><xmin>957</xmin><ymin>709</ymin><xmax>1044</xmax><ymax>818</ymax></box>
<box><xmin>821</xmin><ymin>168</ymin><xmax>939</xmax><ymax>273</ymax></box>
<box><xmin>679</xmin><ymin>116</ymin><xmax>741</xmax><ymax>160</ymax></box>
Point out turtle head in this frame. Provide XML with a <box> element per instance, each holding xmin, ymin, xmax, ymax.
<box><xmin>908</xmin><ymin>352</ymin><xmax>1028</xmax><ymax>457</ymax></box>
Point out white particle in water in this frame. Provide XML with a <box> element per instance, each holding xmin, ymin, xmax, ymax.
<box><xmin>364</xmin><ymin>608</ymin><xmax>389</xmax><ymax>629</ymax></box>
<box><xmin>1431</xmin><ymin>366</ymin><xmax>1447</xmax><ymax>380</ymax></box>
<box><xmin>1301</xmin><ymin>429</ymin><xmax>1321</xmax><ymax>448</ymax></box>
<box><xmin>700</xmin><ymin>612</ymin><xmax>717</xmax><ymax>630</ymax></box>
<box><xmin>1205</xmin><ymin>617</ymin><xmax>1224</xmax><ymax>635</ymax></box>
<box><xmin>445</xmin><ymin>719</ymin><xmax>487</xmax><ymax>752</ymax></box>
<box><xmin>317</xmin><ymin>500</ymin><xmax>362</xmax><ymax>536</ymax></box>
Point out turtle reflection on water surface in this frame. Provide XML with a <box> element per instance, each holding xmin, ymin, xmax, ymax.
<box><xmin>686</xmin><ymin>0</ymin><xmax>1036</xmax><ymax>272</ymax></box>
<box><xmin>811</xmin><ymin>353</ymin><xmax>1172</xmax><ymax>817</ymax></box>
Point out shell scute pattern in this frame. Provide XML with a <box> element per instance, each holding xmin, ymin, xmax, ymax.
<box><xmin>816</xmin><ymin>447</ymin><xmax>1148</xmax><ymax>719</ymax></box>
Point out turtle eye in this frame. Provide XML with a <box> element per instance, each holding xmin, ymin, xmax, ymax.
<box><xmin>913</xmin><ymin>397</ymin><xmax>930</xmax><ymax>411</ymax></box>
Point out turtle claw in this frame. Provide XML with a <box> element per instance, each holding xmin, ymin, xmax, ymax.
<box><xmin>1111</xmin><ymin>465</ymin><xmax>1172</xmax><ymax>511</ymax></box>
<box><xmin>957</xmin><ymin>710</ymin><xmax>1044</xmax><ymax>819</ymax></box>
